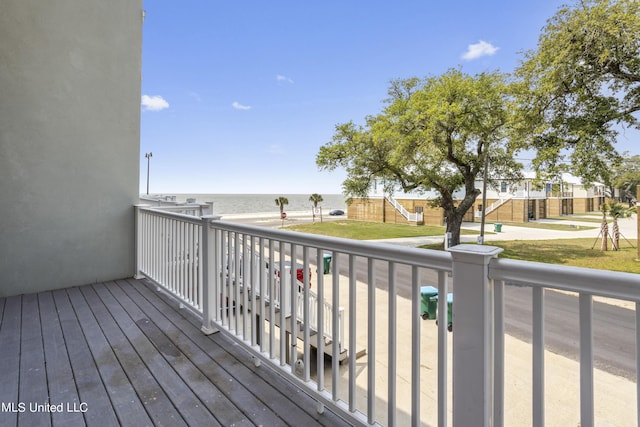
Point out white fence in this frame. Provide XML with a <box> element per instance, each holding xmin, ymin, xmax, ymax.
<box><xmin>134</xmin><ymin>205</ymin><xmax>640</xmax><ymax>427</ymax></box>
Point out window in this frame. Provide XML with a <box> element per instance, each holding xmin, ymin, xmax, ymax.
<box><xmin>500</xmin><ymin>181</ymin><xmax>507</xmax><ymax>192</ymax></box>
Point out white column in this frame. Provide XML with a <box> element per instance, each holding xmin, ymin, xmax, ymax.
<box><xmin>201</xmin><ymin>215</ymin><xmax>221</xmax><ymax>335</ymax></box>
<box><xmin>448</xmin><ymin>244</ymin><xmax>503</xmax><ymax>427</ymax></box>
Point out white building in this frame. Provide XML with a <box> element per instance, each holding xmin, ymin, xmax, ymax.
<box><xmin>349</xmin><ymin>172</ymin><xmax>606</xmax><ymax>224</ymax></box>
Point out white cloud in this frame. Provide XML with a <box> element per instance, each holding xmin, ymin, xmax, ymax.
<box><xmin>232</xmin><ymin>101</ymin><xmax>252</xmax><ymax>110</ymax></box>
<box><xmin>462</xmin><ymin>40</ymin><xmax>499</xmax><ymax>60</ymax></box>
<box><xmin>267</xmin><ymin>143</ymin><xmax>285</xmax><ymax>155</ymax></box>
<box><xmin>141</xmin><ymin>95</ymin><xmax>169</xmax><ymax>111</ymax></box>
<box><xmin>188</xmin><ymin>91</ymin><xmax>202</xmax><ymax>102</ymax></box>
<box><xmin>276</xmin><ymin>74</ymin><xmax>294</xmax><ymax>84</ymax></box>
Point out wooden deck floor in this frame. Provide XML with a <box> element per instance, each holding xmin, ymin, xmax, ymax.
<box><xmin>0</xmin><ymin>278</ymin><xmax>352</xmax><ymax>427</ymax></box>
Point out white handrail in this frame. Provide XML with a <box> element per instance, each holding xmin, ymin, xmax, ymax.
<box><xmin>225</xmin><ymin>246</ymin><xmax>345</xmax><ymax>354</ymax></box>
<box><xmin>485</xmin><ymin>195</ymin><xmax>514</xmax><ymax>215</ymax></box>
<box><xmin>386</xmin><ymin>195</ymin><xmax>424</xmax><ymax>222</ymax></box>
<box><xmin>135</xmin><ymin>206</ymin><xmax>640</xmax><ymax>427</ymax></box>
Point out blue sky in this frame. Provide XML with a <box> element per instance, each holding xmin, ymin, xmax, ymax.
<box><xmin>140</xmin><ymin>0</ymin><xmax>638</xmax><ymax>194</ymax></box>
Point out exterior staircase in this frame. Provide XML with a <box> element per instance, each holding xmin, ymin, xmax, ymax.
<box><xmin>385</xmin><ymin>195</ymin><xmax>424</xmax><ymax>223</ymax></box>
<box><xmin>474</xmin><ymin>195</ymin><xmax>514</xmax><ymax>218</ymax></box>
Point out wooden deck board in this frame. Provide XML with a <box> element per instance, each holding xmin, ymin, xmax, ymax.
<box><xmin>75</xmin><ymin>285</ymin><xmax>170</xmax><ymax>426</ymax></box>
<box><xmin>128</xmin><ymin>279</ymin><xmax>352</xmax><ymax>427</ymax></box>
<box><xmin>67</xmin><ymin>286</ymin><xmax>153</xmax><ymax>426</ymax></box>
<box><xmin>52</xmin><ymin>288</ymin><xmax>122</xmax><ymax>427</ymax></box>
<box><xmin>103</xmin><ymin>282</ymin><xmax>258</xmax><ymax>427</ymax></box>
<box><xmin>38</xmin><ymin>291</ymin><xmax>84</xmax><ymax>427</ymax></box>
<box><xmin>118</xmin><ymin>279</ymin><xmax>299</xmax><ymax>427</ymax></box>
<box><xmin>19</xmin><ymin>293</ymin><xmax>49</xmax><ymax>427</ymax></box>
<box><xmin>0</xmin><ymin>279</ymin><xmax>352</xmax><ymax>427</ymax></box>
<box><xmin>87</xmin><ymin>283</ymin><xmax>222</xmax><ymax>427</ymax></box>
<box><xmin>0</xmin><ymin>296</ymin><xmax>21</xmax><ymax>427</ymax></box>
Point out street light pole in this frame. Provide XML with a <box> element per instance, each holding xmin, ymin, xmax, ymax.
<box><xmin>479</xmin><ymin>153</ymin><xmax>489</xmax><ymax>244</ymax></box>
<box><xmin>145</xmin><ymin>152</ymin><xmax>153</xmax><ymax>195</ymax></box>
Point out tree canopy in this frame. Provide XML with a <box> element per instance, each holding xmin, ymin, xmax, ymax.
<box><xmin>317</xmin><ymin>69</ymin><xmax>522</xmax><ymax>245</ymax></box>
<box><xmin>309</xmin><ymin>193</ymin><xmax>323</xmax><ymax>207</ymax></box>
<box><xmin>275</xmin><ymin>196</ymin><xmax>289</xmax><ymax>214</ymax></box>
<box><xmin>309</xmin><ymin>193</ymin><xmax>324</xmax><ymax>222</ymax></box>
<box><xmin>514</xmin><ymin>0</ymin><xmax>640</xmax><ymax>184</ymax></box>
<box><xmin>610</xmin><ymin>154</ymin><xmax>640</xmax><ymax>202</ymax></box>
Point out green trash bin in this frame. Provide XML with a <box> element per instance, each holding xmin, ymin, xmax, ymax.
<box><xmin>322</xmin><ymin>253</ymin><xmax>332</xmax><ymax>274</ymax></box>
<box><xmin>420</xmin><ymin>286</ymin><xmax>438</xmax><ymax>320</ymax></box>
<box><xmin>445</xmin><ymin>293</ymin><xmax>453</xmax><ymax>331</ymax></box>
<box><xmin>434</xmin><ymin>293</ymin><xmax>454</xmax><ymax>332</ymax></box>
<box><xmin>494</xmin><ymin>223</ymin><xmax>503</xmax><ymax>232</ymax></box>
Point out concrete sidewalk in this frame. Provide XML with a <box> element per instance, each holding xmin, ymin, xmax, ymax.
<box><xmin>370</xmin><ymin>214</ymin><xmax>638</xmax><ymax>247</ymax></box>
<box><xmin>325</xmin><ymin>214</ymin><xmax>638</xmax><ymax>425</ymax></box>
<box><xmin>320</xmin><ymin>265</ymin><xmax>637</xmax><ymax>426</ymax></box>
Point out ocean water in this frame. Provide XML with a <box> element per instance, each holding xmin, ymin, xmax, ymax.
<box><xmin>168</xmin><ymin>193</ymin><xmax>347</xmax><ymax>215</ymax></box>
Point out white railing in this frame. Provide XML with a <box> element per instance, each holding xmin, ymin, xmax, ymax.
<box><xmin>145</xmin><ymin>204</ymin><xmax>210</xmax><ymax>217</ymax></box>
<box><xmin>225</xmin><ymin>243</ymin><xmax>347</xmax><ymax>356</ymax></box>
<box><xmin>385</xmin><ymin>195</ymin><xmax>424</xmax><ymax>222</ymax></box>
<box><xmin>134</xmin><ymin>205</ymin><xmax>640</xmax><ymax>427</ymax></box>
<box><xmin>486</xmin><ymin>256</ymin><xmax>640</xmax><ymax>427</ymax></box>
<box><xmin>298</xmin><ymin>291</ymin><xmax>346</xmax><ymax>355</ymax></box>
<box><xmin>477</xmin><ymin>195</ymin><xmax>515</xmax><ymax>217</ymax></box>
<box><xmin>135</xmin><ymin>206</ymin><xmax>204</xmax><ymax>310</ymax></box>
<box><xmin>511</xmin><ymin>189</ymin><xmax>547</xmax><ymax>199</ymax></box>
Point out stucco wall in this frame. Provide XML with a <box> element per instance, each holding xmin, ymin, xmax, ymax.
<box><xmin>0</xmin><ymin>1</ymin><xmax>143</xmax><ymax>296</ymax></box>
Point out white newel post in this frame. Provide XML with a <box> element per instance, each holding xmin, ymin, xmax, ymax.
<box><xmin>448</xmin><ymin>244</ymin><xmax>503</xmax><ymax>427</ymax></box>
<box><xmin>134</xmin><ymin>204</ymin><xmax>150</xmax><ymax>279</ymax></box>
<box><xmin>201</xmin><ymin>215</ymin><xmax>222</xmax><ymax>335</ymax></box>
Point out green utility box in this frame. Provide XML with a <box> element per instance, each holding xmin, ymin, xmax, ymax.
<box><xmin>494</xmin><ymin>223</ymin><xmax>503</xmax><ymax>232</ymax></box>
<box><xmin>420</xmin><ymin>286</ymin><xmax>439</xmax><ymax>320</ymax></box>
<box><xmin>322</xmin><ymin>253</ymin><xmax>332</xmax><ymax>274</ymax></box>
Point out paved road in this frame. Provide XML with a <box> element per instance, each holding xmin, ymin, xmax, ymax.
<box><xmin>329</xmin><ymin>254</ymin><xmax>638</xmax><ymax>381</ymax></box>
<box><xmin>504</xmin><ymin>285</ymin><xmax>636</xmax><ymax>380</ymax></box>
<box><xmin>233</xmin><ymin>214</ymin><xmax>639</xmax><ymax>380</ymax></box>
<box><xmin>221</xmin><ymin>212</ymin><xmax>345</xmax><ymax>228</ymax></box>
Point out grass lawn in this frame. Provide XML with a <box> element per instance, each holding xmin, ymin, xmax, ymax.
<box><xmin>485</xmin><ymin>220</ymin><xmax>597</xmax><ymax>231</ymax></box>
<box><xmin>546</xmin><ymin>215</ymin><xmax>605</xmax><ymax>224</ymax></box>
<box><xmin>286</xmin><ymin>220</ymin><xmax>639</xmax><ymax>274</ymax></box>
<box><xmin>421</xmin><ymin>238</ymin><xmax>640</xmax><ymax>274</ymax></box>
<box><xmin>285</xmin><ymin>220</ymin><xmax>476</xmax><ymax>240</ymax></box>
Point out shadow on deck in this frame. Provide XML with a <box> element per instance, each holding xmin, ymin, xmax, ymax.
<box><xmin>0</xmin><ymin>278</ymin><xmax>352</xmax><ymax>426</ymax></box>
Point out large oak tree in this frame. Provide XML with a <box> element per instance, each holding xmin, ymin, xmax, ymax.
<box><xmin>514</xmin><ymin>0</ymin><xmax>640</xmax><ymax>185</ymax></box>
<box><xmin>317</xmin><ymin>69</ymin><xmax>522</xmax><ymax>246</ymax></box>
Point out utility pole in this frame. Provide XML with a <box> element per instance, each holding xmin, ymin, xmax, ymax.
<box><xmin>145</xmin><ymin>152</ymin><xmax>153</xmax><ymax>195</ymax></box>
<box><xmin>478</xmin><ymin>154</ymin><xmax>489</xmax><ymax>244</ymax></box>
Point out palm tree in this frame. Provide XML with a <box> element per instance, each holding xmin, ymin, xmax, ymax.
<box><xmin>309</xmin><ymin>193</ymin><xmax>323</xmax><ymax>223</ymax></box>
<box><xmin>275</xmin><ymin>196</ymin><xmax>289</xmax><ymax>227</ymax></box>
<box><xmin>607</xmin><ymin>202</ymin><xmax>635</xmax><ymax>250</ymax></box>
<box><xmin>600</xmin><ymin>203</ymin><xmax>610</xmax><ymax>252</ymax></box>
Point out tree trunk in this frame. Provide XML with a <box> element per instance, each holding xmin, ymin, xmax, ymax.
<box><xmin>612</xmin><ymin>218</ymin><xmax>620</xmax><ymax>250</ymax></box>
<box><xmin>446</xmin><ymin>212</ymin><xmax>464</xmax><ymax>247</ymax></box>
<box><xmin>441</xmin><ymin>185</ymin><xmax>479</xmax><ymax>247</ymax></box>
<box><xmin>600</xmin><ymin>216</ymin><xmax>609</xmax><ymax>252</ymax></box>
